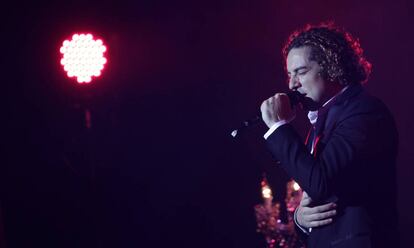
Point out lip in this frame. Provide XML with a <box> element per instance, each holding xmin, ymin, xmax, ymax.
<box><xmin>298</xmin><ymin>91</ymin><xmax>307</xmax><ymax>97</ymax></box>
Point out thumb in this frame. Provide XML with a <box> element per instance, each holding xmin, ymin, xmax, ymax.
<box><xmin>300</xmin><ymin>191</ymin><xmax>313</xmax><ymax>207</ymax></box>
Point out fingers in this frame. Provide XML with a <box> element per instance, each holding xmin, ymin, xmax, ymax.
<box><xmin>296</xmin><ymin>202</ymin><xmax>337</xmax><ymax>228</ymax></box>
<box><xmin>300</xmin><ymin>191</ymin><xmax>312</xmax><ymax>207</ymax></box>
<box><xmin>261</xmin><ymin>93</ymin><xmax>289</xmax><ymax>109</ymax></box>
<box><xmin>275</xmin><ymin>93</ymin><xmax>296</xmax><ymax>122</ymax></box>
<box><xmin>274</xmin><ymin>93</ymin><xmax>289</xmax><ymax>104</ymax></box>
<box><xmin>307</xmin><ymin>202</ymin><xmax>337</xmax><ymax>214</ymax></box>
<box><xmin>308</xmin><ymin>218</ymin><xmax>333</xmax><ymax>228</ymax></box>
<box><xmin>300</xmin><ymin>196</ymin><xmax>312</xmax><ymax>207</ymax></box>
<box><xmin>261</xmin><ymin>93</ymin><xmax>295</xmax><ymax>128</ymax></box>
<box><xmin>260</xmin><ymin>96</ymin><xmax>278</xmax><ymax>127</ymax></box>
<box><xmin>306</xmin><ymin>209</ymin><xmax>337</xmax><ymax>221</ymax></box>
<box><xmin>260</xmin><ymin>97</ymin><xmax>271</xmax><ymax>111</ymax></box>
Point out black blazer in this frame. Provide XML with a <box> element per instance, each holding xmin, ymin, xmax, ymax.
<box><xmin>266</xmin><ymin>84</ymin><xmax>399</xmax><ymax>248</ymax></box>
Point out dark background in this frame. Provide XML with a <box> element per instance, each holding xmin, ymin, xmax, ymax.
<box><xmin>3</xmin><ymin>0</ymin><xmax>414</xmax><ymax>247</ymax></box>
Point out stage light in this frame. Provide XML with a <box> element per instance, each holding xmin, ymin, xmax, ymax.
<box><xmin>262</xmin><ymin>187</ymin><xmax>272</xmax><ymax>199</ymax></box>
<box><xmin>293</xmin><ymin>182</ymin><xmax>300</xmax><ymax>191</ymax></box>
<box><xmin>59</xmin><ymin>33</ymin><xmax>107</xmax><ymax>84</ymax></box>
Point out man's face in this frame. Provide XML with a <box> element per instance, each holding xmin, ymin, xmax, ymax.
<box><xmin>286</xmin><ymin>46</ymin><xmax>327</xmax><ymax>105</ymax></box>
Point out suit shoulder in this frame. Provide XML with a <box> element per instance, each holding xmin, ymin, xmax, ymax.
<box><xmin>343</xmin><ymin>88</ymin><xmax>393</xmax><ymax>117</ymax></box>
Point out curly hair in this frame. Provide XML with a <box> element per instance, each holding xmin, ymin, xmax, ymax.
<box><xmin>282</xmin><ymin>23</ymin><xmax>372</xmax><ymax>86</ymax></box>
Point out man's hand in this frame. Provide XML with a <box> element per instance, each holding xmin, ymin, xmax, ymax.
<box><xmin>260</xmin><ymin>93</ymin><xmax>295</xmax><ymax>128</ymax></box>
<box><xmin>296</xmin><ymin>192</ymin><xmax>337</xmax><ymax>228</ymax></box>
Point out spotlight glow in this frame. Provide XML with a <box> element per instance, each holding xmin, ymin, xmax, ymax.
<box><xmin>262</xmin><ymin>187</ymin><xmax>272</xmax><ymax>199</ymax></box>
<box><xmin>293</xmin><ymin>182</ymin><xmax>301</xmax><ymax>191</ymax></box>
<box><xmin>59</xmin><ymin>33</ymin><xmax>107</xmax><ymax>84</ymax></box>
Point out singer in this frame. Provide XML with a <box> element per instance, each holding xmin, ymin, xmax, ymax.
<box><xmin>261</xmin><ymin>23</ymin><xmax>399</xmax><ymax>248</ymax></box>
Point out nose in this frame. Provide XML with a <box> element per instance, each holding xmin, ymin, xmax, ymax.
<box><xmin>289</xmin><ymin>75</ymin><xmax>301</xmax><ymax>90</ymax></box>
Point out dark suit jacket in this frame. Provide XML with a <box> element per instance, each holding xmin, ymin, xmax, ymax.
<box><xmin>266</xmin><ymin>84</ymin><xmax>399</xmax><ymax>248</ymax></box>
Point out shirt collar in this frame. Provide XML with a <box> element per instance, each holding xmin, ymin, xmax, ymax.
<box><xmin>307</xmin><ymin>86</ymin><xmax>349</xmax><ymax>125</ymax></box>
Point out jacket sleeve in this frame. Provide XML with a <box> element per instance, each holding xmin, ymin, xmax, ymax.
<box><xmin>265</xmin><ymin>112</ymin><xmax>376</xmax><ymax>202</ymax></box>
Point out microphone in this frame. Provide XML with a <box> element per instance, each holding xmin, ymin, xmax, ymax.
<box><xmin>230</xmin><ymin>91</ymin><xmax>304</xmax><ymax>138</ymax></box>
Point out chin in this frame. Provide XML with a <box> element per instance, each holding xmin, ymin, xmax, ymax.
<box><xmin>313</xmin><ymin>96</ymin><xmax>325</xmax><ymax>105</ymax></box>
<box><xmin>309</xmin><ymin>94</ymin><xmax>321</xmax><ymax>103</ymax></box>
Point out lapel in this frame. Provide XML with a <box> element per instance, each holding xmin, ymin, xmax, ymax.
<box><xmin>312</xmin><ymin>83</ymin><xmax>363</xmax><ymax>156</ymax></box>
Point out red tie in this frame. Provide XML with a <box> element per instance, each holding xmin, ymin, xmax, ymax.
<box><xmin>305</xmin><ymin>127</ymin><xmax>322</xmax><ymax>157</ymax></box>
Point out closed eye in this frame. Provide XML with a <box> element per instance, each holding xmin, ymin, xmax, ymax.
<box><xmin>298</xmin><ymin>70</ymin><xmax>308</xmax><ymax>75</ymax></box>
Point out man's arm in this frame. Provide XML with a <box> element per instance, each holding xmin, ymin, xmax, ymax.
<box><xmin>265</xmin><ymin>112</ymin><xmax>374</xmax><ymax>202</ymax></box>
<box><xmin>260</xmin><ymin>92</ymin><xmax>395</xmax><ymax>203</ymax></box>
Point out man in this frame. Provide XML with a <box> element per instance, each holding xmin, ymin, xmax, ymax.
<box><xmin>260</xmin><ymin>23</ymin><xmax>399</xmax><ymax>248</ymax></box>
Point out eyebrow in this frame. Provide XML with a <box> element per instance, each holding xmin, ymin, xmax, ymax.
<box><xmin>287</xmin><ymin>66</ymin><xmax>309</xmax><ymax>75</ymax></box>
